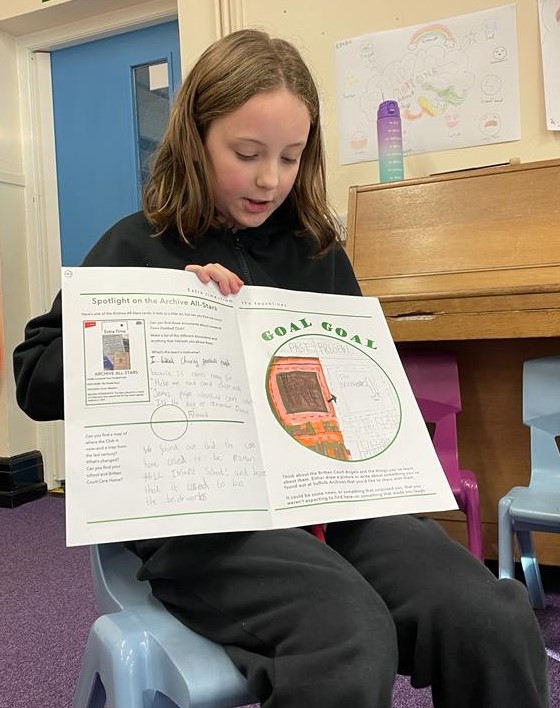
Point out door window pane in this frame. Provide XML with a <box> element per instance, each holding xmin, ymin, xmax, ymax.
<box><xmin>132</xmin><ymin>61</ymin><xmax>171</xmax><ymax>198</ymax></box>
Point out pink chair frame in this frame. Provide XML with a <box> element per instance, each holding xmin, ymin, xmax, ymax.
<box><xmin>399</xmin><ymin>348</ymin><xmax>484</xmax><ymax>561</ymax></box>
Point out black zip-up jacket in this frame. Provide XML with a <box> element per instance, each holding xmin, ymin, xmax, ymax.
<box><xmin>13</xmin><ymin>206</ymin><xmax>361</xmax><ymax>422</ymax></box>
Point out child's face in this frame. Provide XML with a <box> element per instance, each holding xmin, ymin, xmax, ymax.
<box><xmin>204</xmin><ymin>88</ymin><xmax>310</xmax><ymax>230</ymax></box>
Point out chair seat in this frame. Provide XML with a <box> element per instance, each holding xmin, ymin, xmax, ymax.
<box><xmin>74</xmin><ymin>544</ymin><xmax>257</xmax><ymax>708</ymax></box>
<box><xmin>74</xmin><ymin>601</ymin><xmax>256</xmax><ymax>708</ymax></box>
<box><xmin>508</xmin><ymin>486</ymin><xmax>560</xmax><ymax>526</ymax></box>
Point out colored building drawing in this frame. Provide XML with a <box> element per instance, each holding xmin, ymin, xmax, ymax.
<box><xmin>267</xmin><ymin>356</ymin><xmax>351</xmax><ymax>461</ymax></box>
<box><xmin>266</xmin><ymin>335</ymin><xmax>402</xmax><ymax>462</ymax></box>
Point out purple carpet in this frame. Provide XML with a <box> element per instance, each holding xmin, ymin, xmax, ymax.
<box><xmin>0</xmin><ymin>495</ymin><xmax>558</xmax><ymax>707</ymax></box>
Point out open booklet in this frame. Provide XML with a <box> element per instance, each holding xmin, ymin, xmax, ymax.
<box><xmin>61</xmin><ymin>266</ymin><xmax>457</xmax><ymax>546</ymax></box>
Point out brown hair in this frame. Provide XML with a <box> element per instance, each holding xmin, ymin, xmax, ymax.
<box><xmin>143</xmin><ymin>29</ymin><xmax>340</xmax><ymax>254</ymax></box>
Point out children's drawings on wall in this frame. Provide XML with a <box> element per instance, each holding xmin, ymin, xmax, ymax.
<box><xmin>334</xmin><ymin>5</ymin><xmax>520</xmax><ymax>165</ymax></box>
<box><xmin>538</xmin><ymin>0</ymin><xmax>560</xmax><ymax>130</ymax></box>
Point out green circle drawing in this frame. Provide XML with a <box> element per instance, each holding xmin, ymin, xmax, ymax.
<box><xmin>150</xmin><ymin>404</ymin><xmax>189</xmax><ymax>441</ymax></box>
<box><xmin>265</xmin><ymin>334</ymin><xmax>402</xmax><ymax>462</ymax></box>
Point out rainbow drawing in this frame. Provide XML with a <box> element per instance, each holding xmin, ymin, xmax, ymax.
<box><xmin>409</xmin><ymin>23</ymin><xmax>455</xmax><ymax>50</ymax></box>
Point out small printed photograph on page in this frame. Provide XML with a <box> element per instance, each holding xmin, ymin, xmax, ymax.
<box><xmin>102</xmin><ymin>321</ymin><xmax>130</xmax><ymax>370</ymax></box>
<box><xmin>83</xmin><ymin>319</ymin><xmax>150</xmax><ymax>405</ymax></box>
<box><xmin>266</xmin><ymin>334</ymin><xmax>402</xmax><ymax>462</ymax></box>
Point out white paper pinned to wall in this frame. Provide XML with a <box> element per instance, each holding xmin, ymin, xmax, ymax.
<box><xmin>334</xmin><ymin>5</ymin><xmax>520</xmax><ymax>164</ymax></box>
<box><xmin>538</xmin><ymin>0</ymin><xmax>560</xmax><ymax>130</ymax></box>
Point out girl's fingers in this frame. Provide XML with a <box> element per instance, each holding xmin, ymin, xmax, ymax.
<box><xmin>185</xmin><ymin>264</ymin><xmax>244</xmax><ymax>295</ymax></box>
<box><xmin>185</xmin><ymin>265</ymin><xmax>211</xmax><ymax>284</ymax></box>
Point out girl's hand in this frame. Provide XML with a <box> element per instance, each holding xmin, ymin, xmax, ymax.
<box><xmin>185</xmin><ymin>263</ymin><xmax>244</xmax><ymax>296</ymax></box>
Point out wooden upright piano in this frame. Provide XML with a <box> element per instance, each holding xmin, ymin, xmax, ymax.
<box><xmin>345</xmin><ymin>157</ymin><xmax>560</xmax><ymax>563</ymax></box>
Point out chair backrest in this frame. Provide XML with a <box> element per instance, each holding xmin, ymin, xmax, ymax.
<box><xmin>523</xmin><ymin>355</ymin><xmax>560</xmax><ymax>487</ymax></box>
<box><xmin>399</xmin><ymin>348</ymin><xmax>461</xmax><ymax>484</ymax></box>
<box><xmin>90</xmin><ymin>543</ymin><xmax>152</xmax><ymax>615</ymax></box>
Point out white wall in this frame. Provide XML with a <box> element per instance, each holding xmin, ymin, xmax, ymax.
<box><xmin>177</xmin><ymin>0</ymin><xmax>219</xmax><ymax>76</ymax></box>
<box><xmin>0</xmin><ymin>28</ymin><xmax>36</xmax><ymax>456</ymax></box>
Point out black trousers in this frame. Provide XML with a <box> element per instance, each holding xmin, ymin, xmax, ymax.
<box><xmin>132</xmin><ymin>516</ymin><xmax>550</xmax><ymax>708</ymax></box>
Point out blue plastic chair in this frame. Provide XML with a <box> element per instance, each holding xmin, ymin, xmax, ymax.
<box><xmin>73</xmin><ymin>542</ymin><xmax>257</xmax><ymax>707</ymax></box>
<box><xmin>498</xmin><ymin>355</ymin><xmax>560</xmax><ymax>609</ymax></box>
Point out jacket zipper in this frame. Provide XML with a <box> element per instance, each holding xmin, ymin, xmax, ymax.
<box><xmin>232</xmin><ymin>234</ymin><xmax>254</xmax><ymax>285</ymax></box>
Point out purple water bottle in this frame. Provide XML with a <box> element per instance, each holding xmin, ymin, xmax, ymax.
<box><xmin>376</xmin><ymin>100</ymin><xmax>404</xmax><ymax>183</ymax></box>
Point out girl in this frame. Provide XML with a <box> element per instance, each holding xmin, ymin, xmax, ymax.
<box><xmin>13</xmin><ymin>29</ymin><xmax>549</xmax><ymax>708</ymax></box>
